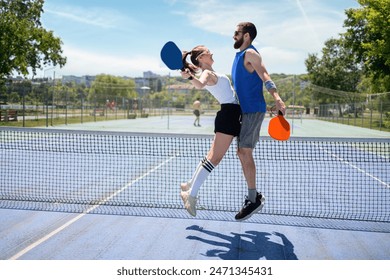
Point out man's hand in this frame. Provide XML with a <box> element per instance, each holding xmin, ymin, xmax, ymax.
<box><xmin>275</xmin><ymin>98</ymin><xmax>286</xmax><ymax>115</ymax></box>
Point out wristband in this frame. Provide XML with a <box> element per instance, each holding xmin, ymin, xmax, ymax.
<box><xmin>265</xmin><ymin>80</ymin><xmax>277</xmax><ymax>91</ymax></box>
<box><xmin>188</xmin><ymin>76</ymin><xmax>193</xmax><ymax>80</ymax></box>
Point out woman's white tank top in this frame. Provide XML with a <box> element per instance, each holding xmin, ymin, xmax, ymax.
<box><xmin>205</xmin><ymin>73</ymin><xmax>238</xmax><ymax>104</ymax></box>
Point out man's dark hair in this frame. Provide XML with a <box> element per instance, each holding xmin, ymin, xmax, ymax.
<box><xmin>238</xmin><ymin>22</ymin><xmax>257</xmax><ymax>41</ymax></box>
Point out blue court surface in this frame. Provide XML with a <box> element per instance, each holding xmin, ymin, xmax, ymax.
<box><xmin>1</xmin><ymin>208</ymin><xmax>390</xmax><ymax>260</ymax></box>
<box><xmin>0</xmin><ymin>117</ymin><xmax>389</xmax><ymax>268</ymax></box>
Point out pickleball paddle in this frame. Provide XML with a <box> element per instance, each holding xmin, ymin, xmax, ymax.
<box><xmin>268</xmin><ymin>111</ymin><xmax>290</xmax><ymax>141</ymax></box>
<box><xmin>160</xmin><ymin>41</ymin><xmax>184</xmax><ymax>71</ymax></box>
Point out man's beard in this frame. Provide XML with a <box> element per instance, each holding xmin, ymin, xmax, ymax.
<box><xmin>234</xmin><ymin>37</ymin><xmax>244</xmax><ymax>49</ymax></box>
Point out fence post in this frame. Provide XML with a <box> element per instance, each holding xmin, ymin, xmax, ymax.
<box><xmin>379</xmin><ymin>101</ymin><xmax>383</xmax><ymax>131</ymax></box>
<box><xmin>370</xmin><ymin>101</ymin><xmax>373</xmax><ymax>129</ymax></box>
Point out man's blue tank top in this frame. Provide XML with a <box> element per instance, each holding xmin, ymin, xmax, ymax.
<box><xmin>231</xmin><ymin>45</ymin><xmax>266</xmax><ymax>113</ymax></box>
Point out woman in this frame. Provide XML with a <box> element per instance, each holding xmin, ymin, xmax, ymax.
<box><xmin>180</xmin><ymin>45</ymin><xmax>241</xmax><ymax>216</ymax></box>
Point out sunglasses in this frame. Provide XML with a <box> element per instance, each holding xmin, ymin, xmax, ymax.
<box><xmin>234</xmin><ymin>30</ymin><xmax>245</xmax><ymax>36</ymax></box>
<box><xmin>195</xmin><ymin>49</ymin><xmax>212</xmax><ymax>60</ymax></box>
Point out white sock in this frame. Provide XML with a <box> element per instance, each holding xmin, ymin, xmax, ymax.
<box><xmin>189</xmin><ymin>160</ymin><xmax>203</xmax><ymax>185</ymax></box>
<box><xmin>190</xmin><ymin>157</ymin><xmax>214</xmax><ymax>197</ymax></box>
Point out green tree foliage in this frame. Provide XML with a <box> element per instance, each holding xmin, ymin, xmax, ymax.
<box><xmin>344</xmin><ymin>0</ymin><xmax>390</xmax><ymax>91</ymax></box>
<box><xmin>89</xmin><ymin>74</ymin><xmax>137</xmax><ymax>104</ymax></box>
<box><xmin>0</xmin><ymin>0</ymin><xmax>66</xmax><ymax>80</ymax></box>
<box><xmin>53</xmin><ymin>82</ymin><xmax>81</xmax><ymax>107</ymax></box>
<box><xmin>305</xmin><ymin>38</ymin><xmax>364</xmax><ymax>104</ymax></box>
<box><xmin>266</xmin><ymin>74</ymin><xmax>311</xmax><ymax>108</ymax></box>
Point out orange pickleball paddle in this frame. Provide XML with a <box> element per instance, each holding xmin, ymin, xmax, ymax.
<box><xmin>268</xmin><ymin>111</ymin><xmax>290</xmax><ymax>141</ymax></box>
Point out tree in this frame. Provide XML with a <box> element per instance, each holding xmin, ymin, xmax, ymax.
<box><xmin>343</xmin><ymin>0</ymin><xmax>390</xmax><ymax>91</ymax></box>
<box><xmin>305</xmin><ymin>38</ymin><xmax>364</xmax><ymax>106</ymax></box>
<box><xmin>0</xmin><ymin>0</ymin><xmax>66</xmax><ymax>80</ymax></box>
<box><xmin>89</xmin><ymin>74</ymin><xmax>137</xmax><ymax>105</ymax></box>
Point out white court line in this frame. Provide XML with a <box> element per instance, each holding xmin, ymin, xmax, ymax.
<box><xmin>315</xmin><ymin>144</ymin><xmax>390</xmax><ymax>189</ymax></box>
<box><xmin>9</xmin><ymin>154</ymin><xmax>178</xmax><ymax>260</ymax></box>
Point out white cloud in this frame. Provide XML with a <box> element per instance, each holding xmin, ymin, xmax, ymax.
<box><xmin>38</xmin><ymin>0</ymin><xmax>355</xmax><ymax>78</ymax></box>
<box><xmin>180</xmin><ymin>1</ymin><xmax>346</xmax><ymax>49</ymax></box>
<box><xmin>260</xmin><ymin>47</ymin><xmax>307</xmax><ymax>74</ymax></box>
<box><xmin>175</xmin><ymin>0</ymin><xmax>350</xmax><ymax>73</ymax></box>
<box><xmin>57</xmin><ymin>46</ymin><xmax>166</xmax><ymax>77</ymax></box>
<box><xmin>183</xmin><ymin>0</ymin><xmax>266</xmax><ymax>36</ymax></box>
<box><xmin>44</xmin><ymin>5</ymin><xmax>137</xmax><ymax>30</ymax></box>
<box><xmin>259</xmin><ymin>16</ymin><xmax>343</xmax><ymax>53</ymax></box>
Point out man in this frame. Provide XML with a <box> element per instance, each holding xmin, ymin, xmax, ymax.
<box><xmin>193</xmin><ymin>98</ymin><xmax>201</xmax><ymax>127</ymax></box>
<box><xmin>232</xmin><ymin>22</ymin><xmax>286</xmax><ymax>221</ymax></box>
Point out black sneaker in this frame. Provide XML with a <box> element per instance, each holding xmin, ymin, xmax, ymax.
<box><xmin>235</xmin><ymin>193</ymin><xmax>265</xmax><ymax>221</ymax></box>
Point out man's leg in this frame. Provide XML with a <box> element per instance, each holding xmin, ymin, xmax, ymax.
<box><xmin>237</xmin><ymin>147</ymin><xmax>256</xmax><ymax>190</ymax></box>
<box><xmin>237</xmin><ymin>147</ymin><xmax>259</xmax><ymax>204</ymax></box>
<box><xmin>235</xmin><ymin>112</ymin><xmax>266</xmax><ymax>221</ymax></box>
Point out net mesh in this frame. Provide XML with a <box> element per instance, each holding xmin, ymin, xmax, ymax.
<box><xmin>0</xmin><ymin>127</ymin><xmax>389</xmax><ymax>222</ymax></box>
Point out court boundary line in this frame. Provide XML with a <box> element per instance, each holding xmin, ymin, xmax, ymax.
<box><xmin>8</xmin><ymin>154</ymin><xmax>179</xmax><ymax>260</ymax></box>
<box><xmin>315</xmin><ymin>144</ymin><xmax>389</xmax><ymax>189</ymax></box>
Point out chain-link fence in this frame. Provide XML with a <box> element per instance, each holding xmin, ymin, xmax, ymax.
<box><xmin>317</xmin><ymin>100</ymin><xmax>390</xmax><ymax>131</ymax></box>
<box><xmin>0</xmin><ymin>93</ymin><xmax>182</xmax><ymax>127</ymax></box>
<box><xmin>0</xmin><ymin>85</ymin><xmax>218</xmax><ymax>127</ymax></box>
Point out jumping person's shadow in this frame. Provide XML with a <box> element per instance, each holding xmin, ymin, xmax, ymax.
<box><xmin>186</xmin><ymin>225</ymin><xmax>298</xmax><ymax>260</ymax></box>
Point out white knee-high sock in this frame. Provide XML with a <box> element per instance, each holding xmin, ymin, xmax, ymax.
<box><xmin>189</xmin><ymin>160</ymin><xmax>203</xmax><ymax>185</ymax></box>
<box><xmin>190</xmin><ymin>157</ymin><xmax>215</xmax><ymax>197</ymax></box>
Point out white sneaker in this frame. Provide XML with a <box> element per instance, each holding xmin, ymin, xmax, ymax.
<box><xmin>180</xmin><ymin>190</ymin><xmax>197</xmax><ymax>217</ymax></box>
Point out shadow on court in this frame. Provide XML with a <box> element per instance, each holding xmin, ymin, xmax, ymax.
<box><xmin>186</xmin><ymin>225</ymin><xmax>298</xmax><ymax>260</ymax></box>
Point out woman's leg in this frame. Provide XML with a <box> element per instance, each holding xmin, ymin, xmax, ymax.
<box><xmin>188</xmin><ymin>132</ymin><xmax>234</xmax><ymax>197</ymax></box>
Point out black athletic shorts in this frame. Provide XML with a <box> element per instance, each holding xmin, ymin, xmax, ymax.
<box><xmin>193</xmin><ymin>109</ymin><xmax>200</xmax><ymax>117</ymax></box>
<box><xmin>214</xmin><ymin>103</ymin><xmax>242</xmax><ymax>137</ymax></box>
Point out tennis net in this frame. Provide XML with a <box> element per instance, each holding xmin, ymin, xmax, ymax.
<box><xmin>0</xmin><ymin>127</ymin><xmax>389</xmax><ymax>222</ymax></box>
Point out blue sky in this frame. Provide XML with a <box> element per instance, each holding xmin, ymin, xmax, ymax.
<box><xmin>39</xmin><ymin>0</ymin><xmax>360</xmax><ymax>78</ymax></box>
